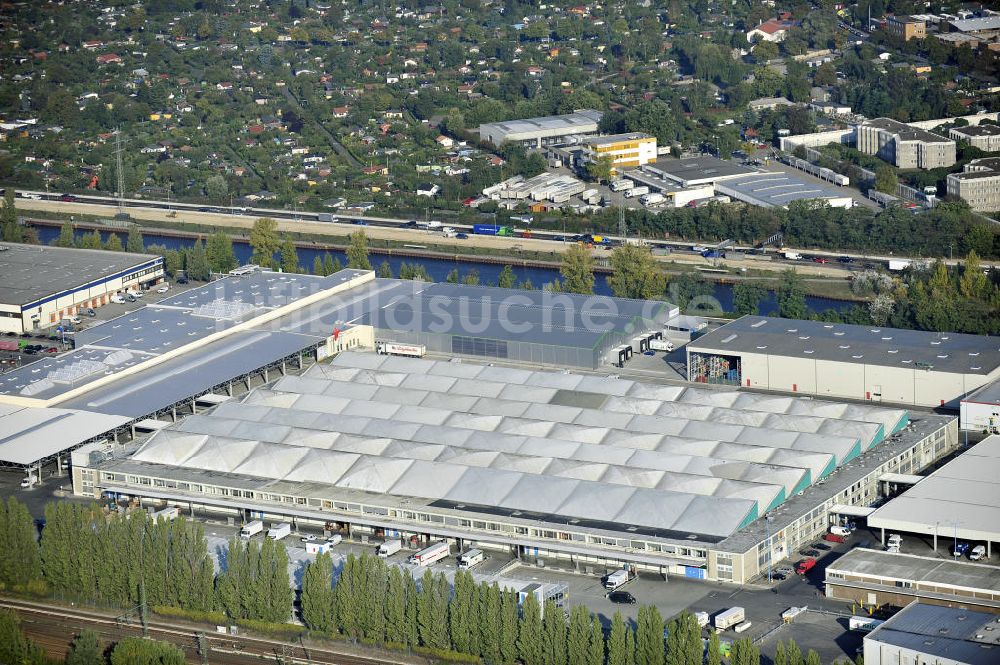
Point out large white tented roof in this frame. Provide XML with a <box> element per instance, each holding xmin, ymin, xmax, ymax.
<box><xmin>131</xmin><ymin>352</ymin><xmax>913</xmax><ymax>541</ymax></box>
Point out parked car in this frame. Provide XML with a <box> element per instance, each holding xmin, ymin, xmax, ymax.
<box><xmin>156</xmin><ymin>284</ymin><xmax>170</xmax><ymax>293</ymax></box>
<box><xmin>300</xmin><ymin>534</ymin><xmax>318</xmax><ymax>543</ymax></box>
<box><xmin>60</xmin><ymin>193</ymin><xmax>78</xmax><ymax>202</ymax></box>
<box><xmin>813</xmin><ymin>257</ymin><xmax>829</xmax><ymax>264</ymax></box>
<box><xmin>970</xmin><ymin>545</ymin><xmax>987</xmax><ymax>561</ymax></box>
<box><xmin>455</xmin><ymin>233</ymin><xmax>469</xmax><ymax>239</ymax></box>
<box><xmin>775</xmin><ymin>565</ymin><xmax>795</xmax><ymax>576</ymax></box>
<box><xmin>770</xmin><ymin>572</ymin><xmax>787</xmax><ymax>581</ymax></box>
<box><xmin>800</xmin><ymin>548</ymin><xmax>820</xmax><ymax>557</ymax></box>
<box><xmin>813</xmin><ymin>543</ymin><xmax>832</xmax><ymax>551</ymax></box>
<box><xmin>175</xmin><ymin>277</ymin><xmax>189</xmax><ymax>285</ymax></box>
<box><xmin>607</xmin><ymin>591</ymin><xmax>637</xmax><ymax>604</ymax></box>
<box><xmin>824</xmin><ymin>533</ymin><xmax>846</xmax><ymax>544</ymax></box>
<box><xmin>45</xmin><ymin>347</ymin><xmax>58</xmax><ymax>353</ymax></box>
<box><xmin>83</xmin><ymin>308</ymin><xmax>96</xmax><ymax>317</ymax></box>
<box><xmin>837</xmin><ymin>256</ymin><xmax>854</xmax><ymax>264</ymax></box>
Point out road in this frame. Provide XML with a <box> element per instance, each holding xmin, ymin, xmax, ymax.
<box><xmin>15</xmin><ymin>191</ymin><xmax>992</xmax><ymax>277</ymax></box>
<box><xmin>2</xmin><ymin>596</ymin><xmax>425</xmax><ymax>665</ymax></box>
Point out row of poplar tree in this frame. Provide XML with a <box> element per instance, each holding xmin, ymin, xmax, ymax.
<box><xmin>298</xmin><ymin>551</ymin><xmax>763</xmax><ymax>665</ymax></box>
<box><xmin>1</xmin><ymin>498</ymin><xmax>780</xmax><ymax>664</ymax></box>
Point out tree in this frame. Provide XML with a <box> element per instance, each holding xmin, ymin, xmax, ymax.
<box><xmin>608</xmin><ymin>611</ymin><xmax>632</xmax><ymax>665</ymax></box>
<box><xmin>706</xmin><ymin>631</ymin><xmax>721</xmax><ymax>665</ymax></box>
<box><xmin>446</xmin><ymin>268</ymin><xmax>460</xmax><ymax>283</ymax></box>
<box><xmin>185</xmin><ymin>241</ymin><xmax>211</xmax><ymax>281</ymax></box>
<box><xmin>461</xmin><ymin>269</ymin><xmax>480</xmax><ymax>286</ymax></box>
<box><xmin>609</xmin><ymin>245</ymin><xmax>666</xmax><ymax>299</ymax></box>
<box><xmin>517</xmin><ymin>593</ymin><xmax>543</xmax><ymax>665</ymax></box>
<box><xmin>1</xmin><ymin>188</ymin><xmax>23</xmax><ymax>243</ymax></box>
<box><xmin>377</xmin><ymin>261</ymin><xmax>393</xmax><ymax>278</ymax></box>
<box><xmin>774</xmin><ymin>640</ymin><xmax>787</xmax><ymax>665</ymax></box>
<box><xmin>786</xmin><ymin>639</ymin><xmax>804</xmax><ymax>665</ymax></box>
<box><xmin>586</xmin><ymin>155</ymin><xmax>615</xmax><ymax>183</ymax></box>
<box><xmin>110</xmin><ymin>637</ymin><xmax>185</xmax><ymax>665</ymax></box>
<box><xmin>104</xmin><ymin>233</ymin><xmax>124</xmax><ymax>252</ymax></box>
<box><xmin>777</xmin><ymin>269</ymin><xmax>808</xmax><ymax>319</ymax></box>
<box><xmin>56</xmin><ymin>220</ymin><xmax>76</xmax><ymax>247</ymax></box>
<box><xmin>124</xmin><ymin>226</ymin><xmax>144</xmax><ymax>253</ymax></box>
<box><xmin>417</xmin><ymin>569</ymin><xmax>448</xmax><ymax>649</ymax></box>
<box><xmin>588</xmin><ymin>615</ymin><xmax>604</xmax><ymax>665</ymax></box>
<box><xmin>805</xmin><ymin>650</ymin><xmax>822</xmax><ymax>665</ymax></box>
<box><xmin>279</xmin><ymin>236</ymin><xmax>299</xmax><ymax>273</ymax></box>
<box><xmin>729</xmin><ymin>638</ymin><xmax>760</xmax><ymax>665</ymax></box>
<box><xmin>385</xmin><ymin>566</ymin><xmax>407</xmax><ymax>644</ymax></box>
<box><xmin>80</xmin><ymin>230</ymin><xmax>103</xmax><ymax>250</ymax></box>
<box><xmin>732</xmin><ymin>281</ymin><xmax>767</xmax><ymax>316</ymax></box>
<box><xmin>635</xmin><ymin>605</ymin><xmax>664</xmax><ymax>665</ymax></box>
<box><xmin>499</xmin><ymin>588</ymin><xmax>519</xmax><ymax>664</ymax></box>
<box><xmin>163</xmin><ymin>249</ymin><xmax>183</xmax><ymax>277</ymax></box>
<box><xmin>542</xmin><ymin>598</ymin><xmax>567</xmax><ymax>665</ymax></box>
<box><xmin>0</xmin><ymin>497</ymin><xmax>42</xmax><ymax>589</ymax></box>
<box><xmin>250</xmin><ymin>217</ymin><xmax>280</xmax><ymax>268</ymax></box>
<box><xmin>753</xmin><ymin>40</ymin><xmax>778</xmax><ymax>62</ymax></box>
<box><xmin>498</xmin><ymin>265</ymin><xmax>517</xmax><ymax>289</ymax></box>
<box><xmin>206</xmin><ymin>232</ymin><xmax>237</xmax><ymax>273</ymax></box>
<box><xmin>206</xmin><ymin>174</ymin><xmax>228</xmax><ymax>202</ymax></box>
<box><xmin>0</xmin><ymin>610</ymin><xmax>47</xmax><ymax>665</ymax></box>
<box><xmin>666</xmin><ymin>612</ymin><xmax>701</xmax><ymax>665</ymax></box>
<box><xmin>960</xmin><ymin>250</ymin><xmax>989</xmax><ymax>300</ymax></box>
<box><xmin>313</xmin><ymin>255</ymin><xmax>324</xmax><ymax>276</ymax></box>
<box><xmin>560</xmin><ymin>243</ymin><xmax>595</xmax><ymax>294</ymax></box>
<box><xmin>324</xmin><ymin>254</ymin><xmax>339</xmax><ymax>276</ymax></box>
<box><xmin>301</xmin><ymin>552</ymin><xmax>336</xmax><ymax>633</ymax></box>
<box><xmin>66</xmin><ymin>630</ymin><xmax>104</xmax><ymax>665</ymax></box>
<box><xmin>347</xmin><ymin>230</ymin><xmax>371</xmax><ymax>270</ymax></box>
<box><xmin>874</xmin><ymin>164</ymin><xmax>898</xmax><ymax>194</ymax></box>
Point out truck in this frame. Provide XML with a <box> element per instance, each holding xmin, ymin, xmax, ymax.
<box><xmin>714</xmin><ymin>607</ymin><xmax>746</xmax><ymax>631</ymax></box>
<box><xmin>240</xmin><ymin>520</ymin><xmax>264</xmax><ymax>539</ymax></box>
<box><xmin>849</xmin><ymin>616</ymin><xmax>885</xmax><ymax>633</ymax></box>
<box><xmin>649</xmin><ymin>338</ymin><xmax>675</xmax><ymax>352</ymax></box>
<box><xmin>376</xmin><ymin>342</ymin><xmax>426</xmax><ymax>358</ymax></box>
<box><xmin>784</xmin><ymin>251</ymin><xmax>803</xmax><ymax>260</ymax></box>
<box><xmin>152</xmin><ymin>506</ymin><xmax>180</xmax><ymax>522</ymax></box>
<box><xmin>409</xmin><ymin>540</ymin><xmax>450</xmax><ymax>566</ymax></box>
<box><xmin>472</xmin><ymin>224</ymin><xmax>514</xmax><ymax>237</ymax></box>
<box><xmin>377</xmin><ymin>539</ymin><xmax>403</xmax><ymax>558</ymax></box>
<box><xmin>457</xmin><ymin>548</ymin><xmax>486</xmax><ymax>570</ymax></box>
<box><xmin>317</xmin><ymin>213</ymin><xmax>339</xmax><ymax>222</ymax></box>
<box><xmin>624</xmin><ymin>186</ymin><xmax>650</xmax><ymax>199</ymax></box>
<box><xmin>795</xmin><ymin>558</ymin><xmax>816</xmax><ymax>575</ymax></box>
<box><xmin>693</xmin><ymin>611</ymin><xmax>710</xmax><ymax>628</ymax></box>
<box><xmin>888</xmin><ymin>259</ymin><xmax>911</xmax><ymax>271</ymax></box>
<box><xmin>417</xmin><ymin>220</ymin><xmax>442</xmax><ymax>229</ymax></box>
<box><xmin>442</xmin><ymin>227</ymin><xmax>457</xmax><ymax>237</ymax></box>
<box><xmin>603</xmin><ymin>569</ymin><xmax>634</xmax><ymax>590</ymax></box>
<box><xmin>733</xmin><ymin>621</ymin><xmax>753</xmax><ymax>634</ymax></box>
<box><xmin>267</xmin><ymin>522</ymin><xmax>292</xmax><ymax>541</ymax></box>
<box><xmin>639</xmin><ymin>192</ymin><xmax>665</xmax><ymax>206</ymax></box>
<box><xmin>610</xmin><ymin>179</ymin><xmax>633</xmax><ymax>192</ymax></box>
<box><xmin>580</xmin><ymin>188</ymin><xmax>601</xmax><ymax>204</ymax></box>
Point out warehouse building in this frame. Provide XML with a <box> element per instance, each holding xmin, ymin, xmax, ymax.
<box><xmin>639</xmin><ymin>155</ymin><xmax>755</xmax><ymax>188</ymax></box>
<box><xmin>478</xmin><ymin>110</ymin><xmax>603</xmax><ymax>148</ymax></box>
<box><xmin>362</xmin><ymin>282</ymin><xmax>677</xmax><ymax>369</ymax></box>
<box><xmin>827</xmin><ymin>549</ymin><xmax>1000</xmax><ymax>613</ymax></box>
<box><xmin>687</xmin><ymin>316</ymin><xmax>1000</xmax><ymax>408</ymax></box>
<box><xmin>70</xmin><ymin>349</ymin><xmax>956</xmax><ymax>584</ymax></box>
<box><xmin>866</xmin><ymin>435</ymin><xmax>1000</xmax><ymax>557</ymax></box>
<box><xmin>864</xmin><ymin>603</ymin><xmax>1000</xmax><ymax>665</ymax></box>
<box><xmin>0</xmin><ymin>242</ymin><xmax>163</xmax><ymax>334</ymax></box>
<box><xmin>961</xmin><ymin>382</ymin><xmax>1000</xmax><ymax>433</ymax></box>
<box><xmin>580</xmin><ymin>133</ymin><xmax>657</xmax><ymax>173</ymax></box>
<box><xmin>856</xmin><ymin>118</ymin><xmax>956</xmax><ymax>170</ymax></box>
<box><xmin>714</xmin><ymin>173</ymin><xmax>855</xmax><ymax>209</ymax></box>
<box><xmin>947</xmin><ymin>158</ymin><xmax>1000</xmax><ymax>212</ymax></box>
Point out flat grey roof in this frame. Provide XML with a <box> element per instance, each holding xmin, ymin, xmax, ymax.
<box><xmin>867</xmin><ymin>435</ymin><xmax>1000</xmax><ymax>544</ymax></box>
<box><xmin>689</xmin><ymin>316</ymin><xmax>1000</xmax><ymax>375</ymax></box>
<box><xmin>0</xmin><ymin>242</ymin><xmax>161</xmax><ymax>307</ymax></box>
<box><xmin>641</xmin><ymin>156</ymin><xmax>754</xmax><ymax>186</ymax></box>
<box><xmin>948</xmin><ymin>15</ymin><xmax>1000</xmax><ymax>32</ymax></box>
<box><xmin>868</xmin><ymin>603</ymin><xmax>1000</xmax><ymax>665</ymax></box>
<box><xmin>362</xmin><ymin>281</ymin><xmax>677</xmax><ymax>350</ymax></box>
<box><xmin>951</xmin><ymin>124</ymin><xmax>1000</xmax><ymax>138</ymax></box>
<box><xmin>0</xmin><ymin>405</ymin><xmax>129</xmax><ymax>465</ymax></box>
<box><xmin>828</xmin><ymin>548</ymin><xmax>1000</xmax><ymax>593</ymax></box>
<box><xmin>963</xmin><ymin>380</ymin><xmax>1000</xmax><ymax>406</ymax></box>
<box><xmin>862</xmin><ymin>118</ymin><xmax>953</xmax><ymax>145</ymax></box>
<box><xmin>715</xmin><ymin>173</ymin><xmax>852</xmax><ymax>207</ymax></box>
<box><xmin>479</xmin><ymin>110</ymin><xmax>602</xmax><ymax>138</ymax></box>
<box><xmin>583</xmin><ymin>133</ymin><xmax>653</xmax><ymax>147</ymax></box>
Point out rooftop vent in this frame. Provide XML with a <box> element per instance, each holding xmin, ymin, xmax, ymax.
<box><xmin>787</xmin><ymin>328</ymin><xmax>798</xmax><ymax>333</ymax></box>
<box><xmin>881</xmin><ymin>336</ymin><xmax>892</xmax><ymax>340</ymax></box>
<box><xmin>798</xmin><ymin>336</ymin><xmax>810</xmax><ymax>340</ymax></box>
<box><xmin>804</xmin><ymin>350</ymin><xmax>814</xmax><ymax>354</ymax></box>
<box><xmin>888</xmin><ymin>350</ymin><xmax>898</xmax><ymax>354</ymax></box>
<box><xmin>756</xmin><ymin>345</ymin><xmax>767</xmax><ymax>350</ymax></box>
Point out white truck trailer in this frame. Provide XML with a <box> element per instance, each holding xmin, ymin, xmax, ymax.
<box><xmin>377</xmin><ymin>539</ymin><xmax>403</xmax><ymax>558</ymax></box>
<box><xmin>267</xmin><ymin>522</ymin><xmax>292</xmax><ymax>540</ymax></box>
<box><xmin>409</xmin><ymin>540</ymin><xmax>450</xmax><ymax>566</ymax></box>
<box><xmin>624</xmin><ymin>186</ymin><xmax>650</xmax><ymax>198</ymax></box>
<box><xmin>714</xmin><ymin>607</ymin><xmax>746</xmax><ymax>631</ymax></box>
<box><xmin>240</xmin><ymin>520</ymin><xmax>264</xmax><ymax>539</ymax></box>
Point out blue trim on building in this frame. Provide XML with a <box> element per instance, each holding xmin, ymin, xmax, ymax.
<box><xmin>20</xmin><ymin>257</ymin><xmax>164</xmax><ymax>312</ymax></box>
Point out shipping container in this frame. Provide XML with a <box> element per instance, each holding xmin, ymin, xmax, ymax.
<box><xmin>714</xmin><ymin>607</ymin><xmax>746</xmax><ymax>630</ymax></box>
<box><xmin>240</xmin><ymin>520</ymin><xmax>264</xmax><ymax>539</ymax></box>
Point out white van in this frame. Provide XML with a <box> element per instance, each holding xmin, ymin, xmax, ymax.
<box><xmin>110</xmin><ymin>294</ymin><xmax>127</xmax><ymax>304</ymax></box>
<box><xmin>887</xmin><ymin>534</ymin><xmax>902</xmax><ymax>545</ymax></box>
<box><xmin>970</xmin><ymin>545</ymin><xmax>987</xmax><ymax>561</ymax></box>
<box><xmin>830</xmin><ymin>525</ymin><xmax>851</xmax><ymax>537</ymax></box>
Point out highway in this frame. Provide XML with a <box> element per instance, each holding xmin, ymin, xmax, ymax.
<box><xmin>9</xmin><ymin>189</ymin><xmax>997</xmax><ymax>271</ymax></box>
<box><xmin>1</xmin><ymin>596</ymin><xmax>423</xmax><ymax>665</ymax></box>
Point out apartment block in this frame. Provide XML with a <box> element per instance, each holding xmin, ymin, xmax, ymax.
<box><xmin>856</xmin><ymin>118</ymin><xmax>956</xmax><ymax>169</ymax></box>
<box><xmin>949</xmin><ymin>124</ymin><xmax>1000</xmax><ymax>152</ymax></box>
<box><xmin>947</xmin><ymin>158</ymin><xmax>1000</xmax><ymax>212</ymax></box>
<box><xmin>581</xmin><ymin>133</ymin><xmax>657</xmax><ymax>173</ymax></box>
<box><xmin>885</xmin><ymin>15</ymin><xmax>926</xmax><ymax>41</ymax></box>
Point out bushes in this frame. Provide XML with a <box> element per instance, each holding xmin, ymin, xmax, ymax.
<box><xmin>235</xmin><ymin>618</ymin><xmax>306</xmax><ymax>638</ymax></box>
<box><xmin>151</xmin><ymin>605</ymin><xmax>227</xmax><ymax>625</ymax></box>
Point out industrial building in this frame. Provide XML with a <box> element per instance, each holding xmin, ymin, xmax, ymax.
<box><xmin>864</xmin><ymin>603</ymin><xmax>1000</xmax><ymax>665</ymax></box>
<box><xmin>477</xmin><ymin>110</ymin><xmax>602</xmax><ymax>148</ymax></box>
<box><xmin>638</xmin><ymin>156</ymin><xmax>755</xmax><ymax>188</ymax></box>
<box><xmin>856</xmin><ymin>118</ymin><xmax>956</xmax><ymax>170</ymax></box>
<box><xmin>0</xmin><ymin>242</ymin><xmax>164</xmax><ymax>334</ymax></box>
<box><xmin>617</xmin><ymin>168</ymin><xmax>716</xmax><ymax>208</ymax></box>
<box><xmin>947</xmin><ymin>158</ymin><xmax>1000</xmax><ymax>212</ymax></box>
<box><xmin>866</xmin><ymin>435</ymin><xmax>1000</xmax><ymax>558</ymax></box>
<box><xmin>961</xmin><ymin>382</ymin><xmax>1000</xmax><ymax>433</ymax></box>
<box><xmin>484</xmin><ymin>173</ymin><xmax>587</xmax><ymax>205</ymax></box>
<box><xmin>949</xmin><ymin>124</ymin><xmax>1000</xmax><ymax>152</ymax></box>
<box><xmin>687</xmin><ymin>316</ymin><xmax>1000</xmax><ymax>408</ymax></box>
<box><xmin>70</xmin><ymin>348</ymin><xmax>956</xmax><ymax>584</ymax></box>
<box><xmin>580</xmin><ymin>133</ymin><xmax>657</xmax><ymax>173</ymax></box>
<box><xmin>826</xmin><ymin>549</ymin><xmax>1000</xmax><ymax>613</ymax></box>
<box><xmin>713</xmin><ymin>173</ymin><xmax>855</xmax><ymax>209</ymax></box>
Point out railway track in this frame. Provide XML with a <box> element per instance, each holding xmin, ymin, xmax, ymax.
<box><xmin>1</xmin><ymin>596</ymin><xmax>424</xmax><ymax>665</ymax></box>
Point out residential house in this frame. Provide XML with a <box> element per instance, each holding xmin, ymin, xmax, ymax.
<box><xmin>416</xmin><ymin>183</ymin><xmax>440</xmax><ymax>197</ymax></box>
<box><xmin>746</xmin><ymin>19</ymin><xmax>798</xmax><ymax>43</ymax></box>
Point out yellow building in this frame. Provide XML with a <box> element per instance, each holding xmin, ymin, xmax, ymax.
<box><xmin>582</xmin><ymin>133</ymin><xmax>657</xmax><ymax>173</ymax></box>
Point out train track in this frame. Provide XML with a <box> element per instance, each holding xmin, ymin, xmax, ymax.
<box><xmin>0</xmin><ymin>596</ymin><xmax>424</xmax><ymax>665</ymax></box>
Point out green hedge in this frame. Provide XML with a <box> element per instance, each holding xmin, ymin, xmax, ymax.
<box><xmin>151</xmin><ymin>605</ymin><xmax>228</xmax><ymax>625</ymax></box>
<box><xmin>412</xmin><ymin>645</ymin><xmax>481</xmax><ymax>663</ymax></box>
<box><xmin>235</xmin><ymin>617</ymin><xmax>306</xmax><ymax>638</ymax></box>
